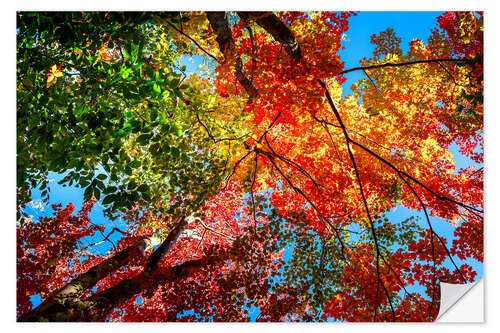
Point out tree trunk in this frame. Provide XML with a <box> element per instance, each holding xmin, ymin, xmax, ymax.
<box><xmin>206</xmin><ymin>12</ymin><xmax>258</xmax><ymax>98</ymax></box>
<box><xmin>18</xmin><ymin>217</ymin><xmax>189</xmax><ymax>322</ymax></box>
<box><xmin>79</xmin><ymin>259</ymin><xmax>204</xmax><ymax>321</ymax></box>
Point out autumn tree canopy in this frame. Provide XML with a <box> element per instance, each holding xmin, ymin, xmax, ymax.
<box><xmin>16</xmin><ymin>11</ymin><xmax>483</xmax><ymax>322</ymax></box>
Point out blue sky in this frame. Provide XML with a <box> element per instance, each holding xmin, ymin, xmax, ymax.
<box><xmin>22</xmin><ymin>11</ymin><xmax>483</xmax><ymax>314</ymax></box>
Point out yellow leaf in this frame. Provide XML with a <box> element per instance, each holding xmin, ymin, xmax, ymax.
<box><xmin>46</xmin><ymin>74</ymin><xmax>56</xmax><ymax>88</ymax></box>
<box><xmin>46</xmin><ymin>64</ymin><xmax>63</xmax><ymax>88</ymax></box>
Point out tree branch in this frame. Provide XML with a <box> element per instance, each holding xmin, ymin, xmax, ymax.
<box><xmin>237</xmin><ymin>11</ymin><xmax>302</xmax><ymax>61</ymax></box>
<box><xmin>145</xmin><ymin>216</ymin><xmax>188</xmax><ymax>272</ymax></box>
<box><xmin>163</xmin><ymin>19</ymin><xmax>218</xmax><ymax>61</ymax></box>
<box><xmin>349</xmin><ymin>139</ymin><xmax>483</xmax><ymax>217</ymax></box>
<box><xmin>318</xmin><ymin>78</ymin><xmax>392</xmax><ymax>321</ymax></box>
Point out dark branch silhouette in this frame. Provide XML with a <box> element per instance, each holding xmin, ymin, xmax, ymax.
<box><xmin>318</xmin><ymin>78</ymin><xmax>393</xmax><ymax>321</ymax></box>
<box><xmin>338</xmin><ymin>58</ymin><xmax>467</xmax><ymax>76</ymax></box>
<box><xmin>206</xmin><ymin>12</ymin><xmax>258</xmax><ymax>98</ymax></box>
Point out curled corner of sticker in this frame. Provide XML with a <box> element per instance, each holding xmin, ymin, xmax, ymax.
<box><xmin>435</xmin><ymin>278</ymin><xmax>484</xmax><ymax>322</ymax></box>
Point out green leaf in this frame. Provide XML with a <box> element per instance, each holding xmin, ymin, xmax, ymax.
<box><xmin>142</xmin><ymin>191</ymin><xmax>152</xmax><ymax>201</ymax></box>
<box><xmin>129</xmin><ymin>160</ymin><xmax>141</xmax><ymax>169</ymax></box>
<box><xmin>122</xmin><ymin>47</ymin><xmax>130</xmax><ymax>60</ymax></box>
<box><xmin>122</xmin><ymin>122</ymin><xmax>132</xmax><ymax>131</ymax></box>
<box><xmin>150</xmin><ymin>142</ymin><xmax>160</xmax><ymax>153</ymax></box>
<box><xmin>94</xmin><ymin>179</ymin><xmax>105</xmax><ymax>190</ymax></box>
<box><xmin>127</xmin><ymin>180</ymin><xmax>137</xmax><ymax>190</ymax></box>
<box><xmin>136</xmin><ymin>133</ymin><xmax>151</xmax><ymax>144</ymax></box>
<box><xmin>170</xmin><ymin>78</ymin><xmax>180</xmax><ymax>88</ymax></box>
<box><xmin>137</xmin><ymin>184</ymin><xmax>149</xmax><ymax>193</ymax></box>
<box><xmin>75</xmin><ymin>105</ymin><xmax>89</xmax><ymax>116</ymax></box>
<box><xmin>104</xmin><ymin>186</ymin><xmax>117</xmax><ymax>194</ymax></box>
<box><xmin>170</xmin><ymin>124</ymin><xmax>182</xmax><ymax>137</ymax></box>
<box><xmin>96</xmin><ymin>173</ymin><xmax>107</xmax><ymax>180</ymax></box>
<box><xmin>84</xmin><ymin>186</ymin><xmax>93</xmax><ymax>201</ymax></box>
<box><xmin>114</xmin><ymin>129</ymin><xmax>126</xmax><ymax>138</ymax></box>
<box><xmin>94</xmin><ymin>188</ymin><xmax>101</xmax><ymax>200</ymax></box>
<box><xmin>153</xmin><ymin>83</ymin><xmax>161</xmax><ymax>95</ymax></box>
<box><xmin>121</xmin><ymin>67</ymin><xmax>133</xmax><ymax>79</ymax></box>
<box><xmin>102</xmin><ymin>194</ymin><xmax>116</xmax><ymax>205</ymax></box>
<box><xmin>161</xmin><ymin>124</ymin><xmax>171</xmax><ymax>133</ymax></box>
<box><xmin>23</xmin><ymin>78</ymin><xmax>33</xmax><ymax>88</ymax></box>
<box><xmin>170</xmin><ymin>146</ymin><xmax>180</xmax><ymax>158</ymax></box>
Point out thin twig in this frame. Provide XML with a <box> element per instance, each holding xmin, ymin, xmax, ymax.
<box><xmin>318</xmin><ymin>78</ymin><xmax>393</xmax><ymax>321</ymax></box>
<box><xmin>338</xmin><ymin>58</ymin><xmax>467</xmax><ymax>76</ymax></box>
<box><xmin>398</xmin><ymin>173</ymin><xmax>466</xmax><ymax>283</ymax></box>
<box><xmin>250</xmin><ymin>153</ymin><xmax>258</xmax><ymax>233</ymax></box>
